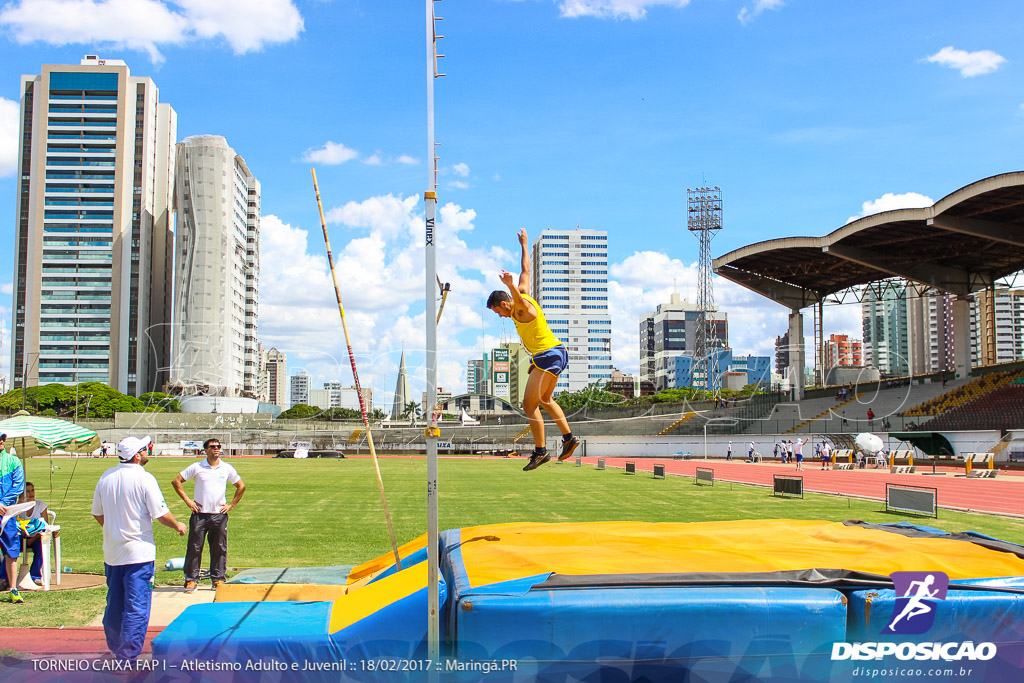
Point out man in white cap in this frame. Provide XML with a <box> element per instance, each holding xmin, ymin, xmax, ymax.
<box><xmin>92</xmin><ymin>436</ymin><xmax>186</xmax><ymax>661</ymax></box>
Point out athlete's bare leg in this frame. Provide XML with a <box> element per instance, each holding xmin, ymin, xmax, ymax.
<box><xmin>523</xmin><ymin>368</ymin><xmax>570</xmax><ymax>448</ymax></box>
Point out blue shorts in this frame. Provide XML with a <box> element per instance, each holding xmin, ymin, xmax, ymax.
<box><xmin>0</xmin><ymin>517</ymin><xmax>21</xmax><ymax>560</ymax></box>
<box><xmin>530</xmin><ymin>345</ymin><xmax>568</xmax><ymax>376</ymax></box>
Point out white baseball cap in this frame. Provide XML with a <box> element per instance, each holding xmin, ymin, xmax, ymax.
<box><xmin>117</xmin><ymin>435</ymin><xmax>152</xmax><ymax>462</ymax></box>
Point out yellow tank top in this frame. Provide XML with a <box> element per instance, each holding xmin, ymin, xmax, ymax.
<box><xmin>513</xmin><ymin>294</ymin><xmax>562</xmax><ymax>355</ymax></box>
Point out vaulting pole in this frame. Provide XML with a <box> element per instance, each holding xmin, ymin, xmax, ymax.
<box><xmin>311</xmin><ymin>168</ymin><xmax>402</xmax><ymax>571</ymax></box>
<box><xmin>425</xmin><ymin>0</ymin><xmax>442</xmax><ymax>665</ymax></box>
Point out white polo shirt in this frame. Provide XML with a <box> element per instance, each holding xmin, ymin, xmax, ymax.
<box><xmin>91</xmin><ymin>463</ymin><xmax>170</xmax><ymax>566</ymax></box>
<box><xmin>179</xmin><ymin>459</ymin><xmax>241</xmax><ymax>513</ymax></box>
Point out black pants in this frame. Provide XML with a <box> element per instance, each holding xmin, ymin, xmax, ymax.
<box><xmin>184</xmin><ymin>513</ymin><xmax>228</xmax><ymax>583</ymax></box>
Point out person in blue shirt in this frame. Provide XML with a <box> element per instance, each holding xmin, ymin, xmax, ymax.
<box><xmin>0</xmin><ymin>433</ymin><xmax>26</xmax><ymax>604</ymax></box>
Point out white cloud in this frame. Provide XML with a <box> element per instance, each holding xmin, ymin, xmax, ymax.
<box><xmin>738</xmin><ymin>0</ymin><xmax>783</xmax><ymax>25</ymax></box>
<box><xmin>452</xmin><ymin>162</ymin><xmax>470</xmax><ymax>177</ymax></box>
<box><xmin>449</xmin><ymin>180</ymin><xmax>470</xmax><ymax>190</ymax></box>
<box><xmin>0</xmin><ymin>0</ymin><xmax>302</xmax><ymax>63</ymax></box>
<box><xmin>847</xmin><ymin>192</ymin><xmax>933</xmax><ymax>223</ymax></box>
<box><xmin>363</xmin><ymin>154</ymin><xmax>383</xmax><ymax>166</ymax></box>
<box><xmin>325</xmin><ymin>193</ymin><xmax>420</xmax><ymax>241</ymax></box>
<box><xmin>397</xmin><ymin>155</ymin><xmax>419</xmax><ymax>165</ymax></box>
<box><xmin>493</xmin><ymin>173</ymin><xmax>502</xmax><ymax>182</ymax></box>
<box><xmin>0</xmin><ymin>97</ymin><xmax>18</xmax><ymax>178</ymax></box>
<box><xmin>558</xmin><ymin>0</ymin><xmax>691</xmax><ymax>20</ymax></box>
<box><xmin>925</xmin><ymin>46</ymin><xmax>1006</xmax><ymax>78</ymax></box>
<box><xmin>302</xmin><ymin>141</ymin><xmax>359</xmax><ymax>165</ymax></box>
<box><xmin>259</xmin><ymin>199</ymin><xmax>512</xmax><ymax>403</ymax></box>
<box><xmin>175</xmin><ymin>0</ymin><xmax>303</xmax><ymax>54</ymax></box>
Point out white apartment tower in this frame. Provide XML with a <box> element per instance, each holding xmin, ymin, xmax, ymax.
<box><xmin>171</xmin><ymin>135</ymin><xmax>260</xmax><ymax>397</ymax></box>
<box><xmin>11</xmin><ymin>56</ymin><xmax>176</xmax><ymax>394</ymax></box>
<box><xmin>531</xmin><ymin>228</ymin><xmax>613</xmax><ymax>393</ymax></box>
<box><xmin>289</xmin><ymin>370</ymin><xmax>311</xmax><ymax>408</ymax></box>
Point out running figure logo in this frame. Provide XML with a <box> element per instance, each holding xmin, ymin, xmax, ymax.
<box><xmin>883</xmin><ymin>571</ymin><xmax>949</xmax><ymax>635</ymax></box>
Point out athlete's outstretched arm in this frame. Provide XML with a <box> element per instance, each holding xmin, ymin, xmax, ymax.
<box><xmin>517</xmin><ymin>228</ymin><xmax>530</xmax><ymax>296</ymax></box>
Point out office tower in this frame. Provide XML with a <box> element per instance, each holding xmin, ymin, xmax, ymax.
<box><xmin>12</xmin><ymin>56</ymin><xmax>176</xmax><ymax>394</ymax></box>
<box><xmin>265</xmin><ymin>347</ymin><xmax>287</xmax><ymax>407</ymax></box>
<box><xmin>289</xmin><ymin>370</ymin><xmax>310</xmax><ymax>408</ymax></box>
<box><xmin>531</xmin><ymin>228</ymin><xmax>612</xmax><ymax>393</ymax></box>
<box><xmin>639</xmin><ymin>292</ymin><xmax>728</xmax><ymax>392</ymax></box>
<box><xmin>171</xmin><ymin>135</ymin><xmax>260</xmax><ymax>396</ymax></box>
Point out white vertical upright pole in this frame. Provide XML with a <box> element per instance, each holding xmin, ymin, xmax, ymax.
<box><xmin>424</xmin><ymin>0</ymin><xmax>441</xmax><ymax>666</ymax></box>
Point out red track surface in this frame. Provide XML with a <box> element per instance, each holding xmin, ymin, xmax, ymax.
<box><xmin>584</xmin><ymin>457</ymin><xmax>1024</xmax><ymax>516</ymax></box>
<box><xmin>0</xmin><ymin>627</ymin><xmax>161</xmax><ymax>656</ymax></box>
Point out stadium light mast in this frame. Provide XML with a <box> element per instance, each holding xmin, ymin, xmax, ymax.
<box><xmin>687</xmin><ymin>186</ymin><xmax>723</xmax><ymax>398</ymax></box>
<box><xmin>424</xmin><ymin>0</ymin><xmax>444</xmax><ymax>666</ymax></box>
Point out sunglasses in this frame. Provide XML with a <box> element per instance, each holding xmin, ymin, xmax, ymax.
<box><xmin>207</xmin><ymin>445</ymin><xmax>222</xmax><ymax>449</ymax></box>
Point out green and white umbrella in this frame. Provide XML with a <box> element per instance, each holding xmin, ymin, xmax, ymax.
<box><xmin>0</xmin><ymin>414</ymin><xmax>100</xmax><ymax>460</ymax></box>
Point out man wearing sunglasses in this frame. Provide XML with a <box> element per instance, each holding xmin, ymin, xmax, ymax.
<box><xmin>171</xmin><ymin>438</ymin><xmax>246</xmax><ymax>593</ymax></box>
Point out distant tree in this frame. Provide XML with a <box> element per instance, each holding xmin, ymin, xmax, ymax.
<box><xmin>140</xmin><ymin>392</ymin><xmax>181</xmax><ymax>413</ymax></box>
<box><xmin>277</xmin><ymin>404</ymin><xmax>323</xmax><ymax>420</ymax></box>
<box><xmin>555</xmin><ymin>382</ymin><xmax>627</xmax><ymax>412</ymax></box>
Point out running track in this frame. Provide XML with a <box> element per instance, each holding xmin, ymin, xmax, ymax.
<box><xmin>578</xmin><ymin>457</ymin><xmax>1024</xmax><ymax>516</ymax></box>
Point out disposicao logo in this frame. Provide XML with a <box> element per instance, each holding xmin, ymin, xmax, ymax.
<box><xmin>883</xmin><ymin>571</ymin><xmax>948</xmax><ymax>635</ymax></box>
<box><xmin>831</xmin><ymin>570</ymin><xmax>997</xmax><ymax>662</ymax></box>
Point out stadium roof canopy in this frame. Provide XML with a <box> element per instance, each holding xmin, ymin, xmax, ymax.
<box><xmin>712</xmin><ymin>171</ymin><xmax>1024</xmax><ymax>309</ymax></box>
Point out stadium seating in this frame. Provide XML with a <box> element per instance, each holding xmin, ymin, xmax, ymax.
<box><xmin>902</xmin><ymin>369</ymin><xmax>1024</xmax><ymax>419</ymax></box>
<box><xmin>922</xmin><ymin>384</ymin><xmax>1024</xmax><ymax>431</ymax></box>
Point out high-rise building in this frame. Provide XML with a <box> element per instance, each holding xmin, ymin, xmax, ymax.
<box><xmin>639</xmin><ymin>292</ymin><xmax>728</xmax><ymax>392</ymax></box>
<box><xmin>862</xmin><ymin>286</ymin><xmax>909</xmax><ymax>376</ymax></box>
<box><xmin>862</xmin><ymin>285</ymin><xmax>933</xmax><ymax>376</ymax></box>
<box><xmin>928</xmin><ymin>294</ymin><xmax>955</xmax><ymax>373</ymax></box>
<box><xmin>774</xmin><ymin>332</ymin><xmax>790</xmax><ymax>375</ymax></box>
<box><xmin>171</xmin><ymin>135</ymin><xmax>260</xmax><ymax>397</ymax></box>
<box><xmin>824</xmin><ymin>334</ymin><xmax>863</xmax><ymax>368</ymax></box>
<box><xmin>264</xmin><ymin>347</ymin><xmax>287</xmax><ymax>407</ymax></box>
<box><xmin>289</xmin><ymin>370</ymin><xmax>310</xmax><ymax>408</ymax></box>
<box><xmin>971</xmin><ymin>289</ymin><xmax>1024</xmax><ymax>366</ymax></box>
<box><xmin>531</xmin><ymin>228</ymin><xmax>612</xmax><ymax>393</ymax></box>
<box><xmin>12</xmin><ymin>56</ymin><xmax>176</xmax><ymax>394</ymax></box>
<box><xmin>466</xmin><ymin>358</ymin><xmax>485</xmax><ymax>394</ymax></box>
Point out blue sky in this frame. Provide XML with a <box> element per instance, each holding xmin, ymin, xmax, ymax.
<box><xmin>0</xmin><ymin>0</ymin><xmax>1022</xmax><ymax>403</ymax></box>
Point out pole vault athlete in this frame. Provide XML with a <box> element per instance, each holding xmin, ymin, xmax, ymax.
<box><xmin>487</xmin><ymin>229</ymin><xmax>580</xmax><ymax>471</ymax></box>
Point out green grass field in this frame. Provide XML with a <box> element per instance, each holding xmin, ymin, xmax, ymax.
<box><xmin>3</xmin><ymin>454</ymin><xmax>1024</xmax><ymax>627</ymax></box>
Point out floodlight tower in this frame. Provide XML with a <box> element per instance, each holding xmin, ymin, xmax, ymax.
<box><xmin>687</xmin><ymin>186</ymin><xmax>723</xmax><ymax>396</ymax></box>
